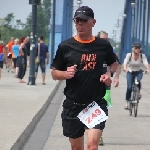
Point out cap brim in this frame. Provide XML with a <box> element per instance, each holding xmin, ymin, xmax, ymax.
<box><xmin>74</xmin><ymin>14</ymin><xmax>90</xmax><ymax>20</ymax></box>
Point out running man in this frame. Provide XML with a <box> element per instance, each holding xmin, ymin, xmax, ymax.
<box><xmin>51</xmin><ymin>6</ymin><xmax>117</xmax><ymax>150</ymax></box>
<box><xmin>97</xmin><ymin>30</ymin><xmax>122</xmax><ymax>145</ymax></box>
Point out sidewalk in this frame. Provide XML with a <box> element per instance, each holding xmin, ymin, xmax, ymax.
<box><xmin>43</xmin><ymin>70</ymin><xmax>150</xmax><ymax>150</ymax></box>
<box><xmin>0</xmin><ymin>67</ymin><xmax>60</xmax><ymax>150</ymax></box>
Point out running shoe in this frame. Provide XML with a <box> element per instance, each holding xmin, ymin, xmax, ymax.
<box><xmin>99</xmin><ymin>136</ymin><xmax>104</xmax><ymax>146</ymax></box>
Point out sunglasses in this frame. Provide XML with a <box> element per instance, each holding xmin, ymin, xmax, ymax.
<box><xmin>74</xmin><ymin>18</ymin><xmax>88</xmax><ymax>23</ymax></box>
<box><xmin>134</xmin><ymin>46</ymin><xmax>140</xmax><ymax>49</ymax></box>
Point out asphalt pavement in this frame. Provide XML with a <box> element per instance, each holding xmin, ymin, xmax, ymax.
<box><xmin>0</xmin><ymin>66</ymin><xmax>60</xmax><ymax>150</ymax></box>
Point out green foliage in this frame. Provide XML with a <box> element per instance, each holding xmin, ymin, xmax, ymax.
<box><xmin>0</xmin><ymin>0</ymin><xmax>51</xmax><ymax>45</ymax></box>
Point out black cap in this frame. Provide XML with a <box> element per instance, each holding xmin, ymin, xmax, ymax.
<box><xmin>132</xmin><ymin>42</ymin><xmax>141</xmax><ymax>48</ymax></box>
<box><xmin>74</xmin><ymin>6</ymin><xmax>94</xmax><ymax>20</ymax></box>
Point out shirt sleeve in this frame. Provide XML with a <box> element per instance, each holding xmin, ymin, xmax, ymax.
<box><xmin>124</xmin><ymin>53</ymin><xmax>131</xmax><ymax>64</ymax></box>
<box><xmin>51</xmin><ymin>44</ymin><xmax>66</xmax><ymax>71</ymax></box>
<box><xmin>105</xmin><ymin>43</ymin><xmax>116</xmax><ymax>66</ymax></box>
<box><xmin>142</xmin><ymin>54</ymin><xmax>148</xmax><ymax>65</ymax></box>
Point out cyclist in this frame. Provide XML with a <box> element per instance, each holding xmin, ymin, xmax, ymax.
<box><xmin>124</xmin><ymin>42</ymin><xmax>150</xmax><ymax>109</ymax></box>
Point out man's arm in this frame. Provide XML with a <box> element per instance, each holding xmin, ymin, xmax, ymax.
<box><xmin>106</xmin><ymin>62</ymin><xmax>118</xmax><ymax>77</ymax></box>
<box><xmin>51</xmin><ymin>65</ymin><xmax>77</xmax><ymax>80</ymax></box>
<box><xmin>113</xmin><ymin>64</ymin><xmax>122</xmax><ymax>87</ymax></box>
<box><xmin>46</xmin><ymin>52</ymin><xmax>49</xmax><ymax>64</ymax></box>
<box><xmin>51</xmin><ymin>69</ymin><xmax>67</xmax><ymax>80</ymax></box>
<box><xmin>100</xmin><ymin>62</ymin><xmax>118</xmax><ymax>86</ymax></box>
<box><xmin>114</xmin><ymin>64</ymin><xmax>122</xmax><ymax>79</ymax></box>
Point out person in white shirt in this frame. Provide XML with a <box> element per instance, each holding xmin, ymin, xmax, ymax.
<box><xmin>123</xmin><ymin>42</ymin><xmax>150</xmax><ymax>109</ymax></box>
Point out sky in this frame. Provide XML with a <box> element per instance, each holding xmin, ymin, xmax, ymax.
<box><xmin>0</xmin><ymin>0</ymin><xmax>125</xmax><ymax>40</ymax></box>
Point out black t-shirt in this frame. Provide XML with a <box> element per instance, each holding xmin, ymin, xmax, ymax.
<box><xmin>52</xmin><ymin>37</ymin><xmax>116</xmax><ymax>104</ymax></box>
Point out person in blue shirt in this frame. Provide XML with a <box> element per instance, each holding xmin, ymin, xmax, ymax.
<box><xmin>35</xmin><ymin>36</ymin><xmax>49</xmax><ymax>85</ymax></box>
<box><xmin>12</xmin><ymin>38</ymin><xmax>20</xmax><ymax>75</ymax></box>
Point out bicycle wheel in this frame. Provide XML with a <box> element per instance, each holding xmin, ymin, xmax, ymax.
<box><xmin>129</xmin><ymin>91</ymin><xmax>134</xmax><ymax>115</ymax></box>
<box><xmin>134</xmin><ymin>86</ymin><xmax>139</xmax><ymax>117</ymax></box>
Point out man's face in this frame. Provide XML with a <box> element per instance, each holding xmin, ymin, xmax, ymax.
<box><xmin>100</xmin><ymin>33</ymin><xmax>108</xmax><ymax>40</ymax></box>
<box><xmin>74</xmin><ymin>17</ymin><xmax>96</xmax><ymax>36</ymax></box>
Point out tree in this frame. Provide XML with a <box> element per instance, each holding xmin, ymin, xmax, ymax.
<box><xmin>4</xmin><ymin>13</ymin><xmax>15</xmax><ymax>28</ymax></box>
<box><xmin>24</xmin><ymin>0</ymin><xmax>52</xmax><ymax>44</ymax></box>
<box><xmin>0</xmin><ymin>0</ymin><xmax>52</xmax><ymax>44</ymax></box>
<box><xmin>37</xmin><ymin>0</ymin><xmax>51</xmax><ymax>43</ymax></box>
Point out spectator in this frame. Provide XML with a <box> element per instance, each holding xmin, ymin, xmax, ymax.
<box><xmin>12</xmin><ymin>38</ymin><xmax>20</xmax><ymax>75</ymax></box>
<box><xmin>35</xmin><ymin>36</ymin><xmax>49</xmax><ymax>85</ymax></box>
<box><xmin>0</xmin><ymin>41</ymin><xmax>5</xmax><ymax>79</ymax></box>
<box><xmin>6</xmin><ymin>37</ymin><xmax>14</xmax><ymax>73</ymax></box>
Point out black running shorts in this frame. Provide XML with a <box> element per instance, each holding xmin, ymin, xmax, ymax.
<box><xmin>61</xmin><ymin>98</ymin><xmax>108</xmax><ymax>139</ymax></box>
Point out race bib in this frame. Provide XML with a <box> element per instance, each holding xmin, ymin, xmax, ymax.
<box><xmin>77</xmin><ymin>101</ymin><xmax>108</xmax><ymax>129</ymax></box>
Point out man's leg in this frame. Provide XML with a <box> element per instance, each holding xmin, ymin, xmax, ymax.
<box><xmin>69</xmin><ymin>136</ymin><xmax>84</xmax><ymax>150</ymax></box>
<box><xmin>42</xmin><ymin>74</ymin><xmax>46</xmax><ymax>84</ymax></box>
<box><xmin>86</xmin><ymin>129</ymin><xmax>102</xmax><ymax>150</ymax></box>
<box><xmin>40</xmin><ymin>61</ymin><xmax>46</xmax><ymax>84</ymax></box>
<box><xmin>35</xmin><ymin>63</ymin><xmax>39</xmax><ymax>81</ymax></box>
<box><xmin>62</xmin><ymin>100</ymin><xmax>85</xmax><ymax>150</ymax></box>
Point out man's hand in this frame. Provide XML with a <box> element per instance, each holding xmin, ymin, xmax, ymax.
<box><xmin>113</xmin><ymin>77</ymin><xmax>119</xmax><ymax>87</ymax></box>
<box><xmin>66</xmin><ymin>65</ymin><xmax>77</xmax><ymax>79</ymax></box>
<box><xmin>100</xmin><ymin>74</ymin><xmax>112</xmax><ymax>86</ymax></box>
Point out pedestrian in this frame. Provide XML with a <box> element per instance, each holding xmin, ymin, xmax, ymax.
<box><xmin>15</xmin><ymin>37</ymin><xmax>28</xmax><ymax>83</ymax></box>
<box><xmin>35</xmin><ymin>36</ymin><xmax>49</xmax><ymax>85</ymax></box>
<box><xmin>19</xmin><ymin>37</ymin><xmax>28</xmax><ymax>72</ymax></box>
<box><xmin>6</xmin><ymin>37</ymin><xmax>14</xmax><ymax>73</ymax></box>
<box><xmin>0</xmin><ymin>41</ymin><xmax>5</xmax><ymax>79</ymax></box>
<box><xmin>17</xmin><ymin>50</ymin><xmax>26</xmax><ymax>83</ymax></box>
<box><xmin>51</xmin><ymin>6</ymin><xmax>117</xmax><ymax>150</ymax></box>
<box><xmin>12</xmin><ymin>38</ymin><xmax>20</xmax><ymax>75</ymax></box>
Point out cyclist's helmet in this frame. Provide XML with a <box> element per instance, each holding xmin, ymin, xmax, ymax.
<box><xmin>132</xmin><ymin>42</ymin><xmax>141</xmax><ymax>49</ymax></box>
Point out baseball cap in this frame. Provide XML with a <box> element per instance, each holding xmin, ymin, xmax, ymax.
<box><xmin>74</xmin><ymin>6</ymin><xmax>94</xmax><ymax>20</ymax></box>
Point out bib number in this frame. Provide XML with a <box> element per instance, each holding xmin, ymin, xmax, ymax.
<box><xmin>77</xmin><ymin>101</ymin><xmax>108</xmax><ymax>128</ymax></box>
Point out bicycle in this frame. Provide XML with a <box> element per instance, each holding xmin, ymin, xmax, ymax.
<box><xmin>128</xmin><ymin>70</ymin><xmax>143</xmax><ymax>117</ymax></box>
